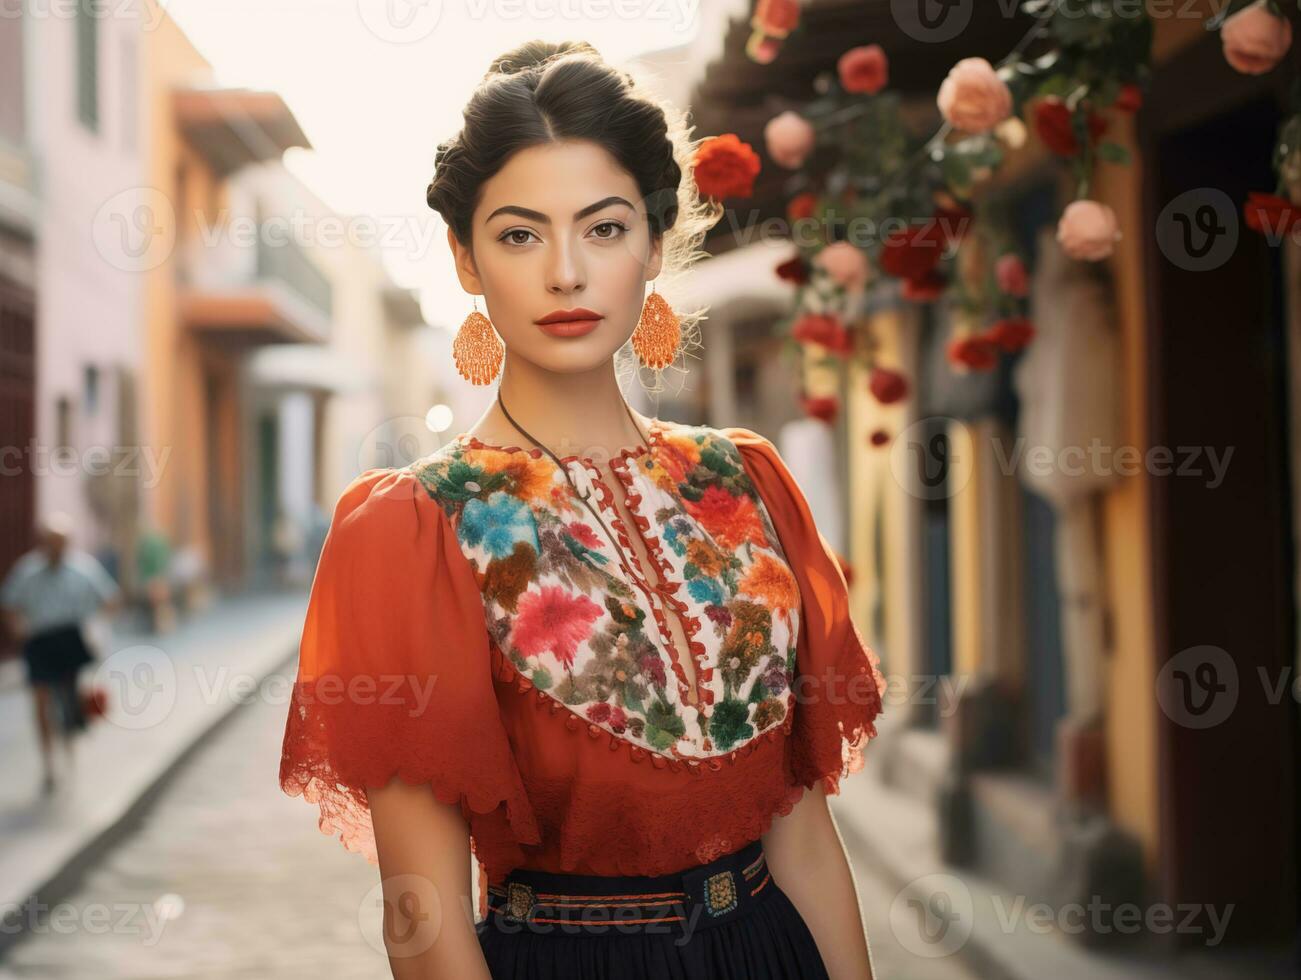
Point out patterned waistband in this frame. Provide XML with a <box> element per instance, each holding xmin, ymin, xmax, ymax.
<box><xmin>484</xmin><ymin>839</ymin><xmax>773</xmax><ymax>936</ymax></box>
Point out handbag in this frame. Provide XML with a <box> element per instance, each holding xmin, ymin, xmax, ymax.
<box><xmin>79</xmin><ymin>683</ymin><xmax>108</xmax><ymax>723</ymax></box>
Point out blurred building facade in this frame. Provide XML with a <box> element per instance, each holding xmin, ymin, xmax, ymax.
<box><xmin>0</xmin><ymin>0</ymin><xmax>437</xmax><ymax>635</ymax></box>
<box><xmin>685</xmin><ymin>0</ymin><xmax>1297</xmax><ymax>954</ymax></box>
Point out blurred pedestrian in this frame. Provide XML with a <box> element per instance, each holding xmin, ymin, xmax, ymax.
<box><xmin>0</xmin><ymin>512</ymin><xmax>122</xmax><ymax>795</ymax></box>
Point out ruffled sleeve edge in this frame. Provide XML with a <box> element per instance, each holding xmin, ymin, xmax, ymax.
<box><xmin>724</xmin><ymin>427</ymin><xmax>887</xmax><ymax>797</ymax></box>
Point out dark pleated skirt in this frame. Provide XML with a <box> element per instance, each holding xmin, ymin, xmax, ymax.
<box><xmin>476</xmin><ymin>838</ymin><xmax>831</xmax><ymax>980</ymax></box>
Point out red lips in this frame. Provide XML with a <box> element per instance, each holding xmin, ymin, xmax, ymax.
<box><xmin>535</xmin><ymin>307</ymin><xmax>603</xmax><ymax>339</ymax></box>
<box><xmin>535</xmin><ymin>307</ymin><xmax>601</xmax><ymax>324</ymax></box>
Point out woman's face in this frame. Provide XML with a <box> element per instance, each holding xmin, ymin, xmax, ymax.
<box><xmin>448</xmin><ymin>139</ymin><xmax>664</xmax><ymax>376</ymax></box>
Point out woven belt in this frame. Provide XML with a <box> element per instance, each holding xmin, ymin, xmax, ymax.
<box><xmin>484</xmin><ymin>839</ymin><xmax>773</xmax><ymax>936</ymax></box>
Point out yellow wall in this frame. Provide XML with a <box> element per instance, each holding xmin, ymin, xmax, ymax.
<box><xmin>1099</xmin><ymin>7</ymin><xmax>1214</xmax><ymax>879</ymax></box>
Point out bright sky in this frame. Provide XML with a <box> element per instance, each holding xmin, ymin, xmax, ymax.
<box><xmin>160</xmin><ymin>0</ymin><xmax>709</xmax><ymax>327</ymax></box>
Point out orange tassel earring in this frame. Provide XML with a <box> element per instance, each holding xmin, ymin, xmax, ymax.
<box><xmin>630</xmin><ymin>283</ymin><xmax>681</xmax><ymax>370</ymax></box>
<box><xmin>453</xmin><ymin>296</ymin><xmax>504</xmax><ymax>385</ymax></box>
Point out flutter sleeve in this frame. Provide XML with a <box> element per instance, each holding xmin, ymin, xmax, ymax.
<box><xmin>278</xmin><ymin>466</ymin><xmax>540</xmax><ymax>866</ymax></box>
<box><xmin>727</xmin><ymin>428</ymin><xmax>887</xmax><ymax>796</ymax></box>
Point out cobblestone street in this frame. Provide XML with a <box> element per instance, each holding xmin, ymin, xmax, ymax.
<box><xmin>0</xmin><ymin>656</ymin><xmax>979</xmax><ymax>979</ymax></box>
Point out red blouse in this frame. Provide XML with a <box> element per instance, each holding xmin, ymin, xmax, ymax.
<box><xmin>278</xmin><ymin>422</ymin><xmax>884</xmax><ymax>916</ymax></box>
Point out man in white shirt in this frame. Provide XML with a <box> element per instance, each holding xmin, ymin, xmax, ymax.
<box><xmin>0</xmin><ymin>512</ymin><xmax>122</xmax><ymax>794</ymax></box>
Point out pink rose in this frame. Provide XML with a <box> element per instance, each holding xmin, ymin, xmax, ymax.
<box><xmin>937</xmin><ymin>57</ymin><xmax>1013</xmax><ymax>133</ymax></box>
<box><xmin>746</xmin><ymin>31</ymin><xmax>781</xmax><ymax>65</ymax></box>
<box><xmin>994</xmin><ymin>253</ymin><xmax>1028</xmax><ymax>297</ymax></box>
<box><xmin>813</xmin><ymin>241</ymin><xmax>871</xmax><ymax>293</ymax></box>
<box><xmin>1222</xmin><ymin>0</ymin><xmax>1293</xmax><ymax>75</ymax></box>
<box><xmin>838</xmin><ymin>44</ymin><xmax>889</xmax><ymax>95</ymax></box>
<box><xmin>1056</xmin><ymin>200</ymin><xmax>1122</xmax><ymax>261</ymax></box>
<box><xmin>764</xmin><ymin>110</ymin><xmax>815</xmax><ymax>169</ymax></box>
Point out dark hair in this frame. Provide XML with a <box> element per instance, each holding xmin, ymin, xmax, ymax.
<box><xmin>426</xmin><ymin>40</ymin><xmax>720</xmax><ymax>382</ymax></box>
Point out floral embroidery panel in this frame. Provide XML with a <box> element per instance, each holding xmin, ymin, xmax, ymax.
<box><xmin>410</xmin><ymin>425</ymin><xmax>801</xmax><ymax>761</ymax></box>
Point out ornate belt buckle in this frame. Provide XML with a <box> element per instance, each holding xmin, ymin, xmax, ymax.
<box><xmin>505</xmin><ymin>882</ymin><xmax>535</xmax><ymax>922</ymax></box>
<box><xmin>703</xmin><ymin>869</ymin><xmax>738</xmax><ymax>917</ymax></box>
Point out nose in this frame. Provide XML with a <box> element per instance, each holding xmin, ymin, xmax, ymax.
<box><xmin>545</xmin><ymin>235</ymin><xmax>584</xmax><ymax>296</ymax></box>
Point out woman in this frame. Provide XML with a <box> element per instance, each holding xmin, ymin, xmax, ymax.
<box><xmin>279</xmin><ymin>39</ymin><xmax>885</xmax><ymax>979</ymax></box>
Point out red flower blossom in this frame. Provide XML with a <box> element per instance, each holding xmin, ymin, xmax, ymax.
<box><xmin>786</xmin><ymin>192</ymin><xmax>817</xmax><ymax>222</ymax></box>
<box><xmin>608</xmin><ymin>705</ymin><xmax>628</xmax><ymax>733</ymax></box>
<box><xmin>638</xmin><ymin>652</ymin><xmax>667</xmax><ymax>687</ymax></box>
<box><xmin>775</xmin><ymin>255</ymin><xmax>809</xmax><ymax>284</ymax></box>
<box><xmin>694</xmin><ymin>134</ymin><xmax>762</xmax><ymax>200</ymax></box>
<box><xmin>947</xmin><ymin>334</ymin><xmax>999</xmax><ymax>372</ymax></box>
<box><xmin>982</xmin><ymin>317</ymin><xmax>1036</xmax><ymax>353</ymax></box>
<box><xmin>791</xmin><ymin>313</ymin><xmax>853</xmax><ymax>356</ymax></box>
<box><xmin>868</xmin><ymin>366</ymin><xmax>909</xmax><ymax>405</ymax></box>
<box><xmin>567</xmin><ymin>522</ymin><xmax>602</xmax><ymax>549</ymax></box>
<box><xmin>1033</xmin><ymin>98</ymin><xmax>1109</xmax><ymax>157</ymax></box>
<box><xmin>838</xmin><ymin>44</ymin><xmax>889</xmax><ymax>95</ymax></box>
<box><xmin>513</xmin><ymin>585</ymin><xmax>603</xmax><ymax>670</ymax></box>
<box><xmin>587</xmin><ymin>701</ymin><xmax>612</xmax><ymax>723</ymax></box>
<box><xmin>800</xmin><ymin>394</ymin><xmax>840</xmax><ymax>424</ymax></box>
<box><xmin>751</xmin><ymin>0</ymin><xmax>799</xmax><ymax>37</ymax></box>
<box><xmin>1112</xmin><ymin>84</ymin><xmax>1143</xmax><ymax>113</ymax></box>
<box><xmin>880</xmin><ymin>222</ymin><xmax>946</xmax><ymax>281</ymax></box>
<box><xmin>684</xmin><ymin>485</ymin><xmax>768</xmax><ymax>550</ymax></box>
<box><xmin>1244</xmin><ymin>191</ymin><xmax>1301</xmax><ymax>237</ymax></box>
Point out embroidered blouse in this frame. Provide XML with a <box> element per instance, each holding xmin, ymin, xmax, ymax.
<box><xmin>278</xmin><ymin>422</ymin><xmax>885</xmax><ymax>914</ymax></box>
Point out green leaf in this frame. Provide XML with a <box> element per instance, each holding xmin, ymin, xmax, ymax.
<box><xmin>1096</xmin><ymin>141</ymin><xmax>1130</xmax><ymax>165</ymax></box>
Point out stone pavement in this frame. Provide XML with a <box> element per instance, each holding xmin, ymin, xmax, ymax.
<box><xmin>0</xmin><ymin>590</ymin><xmax>307</xmax><ymax>953</ymax></box>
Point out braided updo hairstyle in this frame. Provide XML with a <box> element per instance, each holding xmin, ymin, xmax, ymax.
<box><xmin>426</xmin><ymin>39</ymin><xmax>722</xmax><ymax>389</ymax></box>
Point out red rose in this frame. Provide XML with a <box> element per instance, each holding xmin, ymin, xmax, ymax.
<box><xmin>775</xmin><ymin>255</ymin><xmax>810</xmax><ymax>285</ymax></box>
<box><xmin>586</xmin><ymin>701</ymin><xmax>612</xmax><ymax>723</ymax></box>
<box><xmin>881</xmin><ymin>223</ymin><xmax>946</xmax><ymax>280</ymax></box>
<box><xmin>1113</xmin><ymin>83</ymin><xmax>1143</xmax><ymax>113</ymax></box>
<box><xmin>800</xmin><ymin>395</ymin><xmax>839</xmax><ymax>423</ymax></box>
<box><xmin>1244</xmin><ymin>191</ymin><xmax>1301</xmax><ymax>237</ymax></box>
<box><xmin>751</xmin><ymin>0</ymin><xmax>799</xmax><ymax>38</ymax></box>
<box><xmin>1033</xmin><ymin>98</ymin><xmax>1108</xmax><ymax>157</ymax></box>
<box><xmin>982</xmin><ymin>317</ymin><xmax>1036</xmax><ymax>353</ymax></box>
<box><xmin>838</xmin><ymin>44</ymin><xmax>889</xmax><ymax>95</ymax></box>
<box><xmin>947</xmin><ymin>334</ymin><xmax>999</xmax><ymax>371</ymax></box>
<box><xmin>868</xmin><ymin>366</ymin><xmax>909</xmax><ymax>404</ymax></box>
<box><xmin>786</xmin><ymin>192</ymin><xmax>817</xmax><ymax>223</ymax></box>
<box><xmin>694</xmin><ymin>134</ymin><xmax>762</xmax><ymax>200</ymax></box>
<box><xmin>791</xmin><ymin>313</ymin><xmax>853</xmax><ymax>356</ymax></box>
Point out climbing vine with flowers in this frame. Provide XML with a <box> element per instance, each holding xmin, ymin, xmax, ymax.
<box><xmin>687</xmin><ymin>0</ymin><xmax>1301</xmax><ymax>438</ymax></box>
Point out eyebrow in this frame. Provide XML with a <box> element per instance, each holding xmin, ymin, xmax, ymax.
<box><xmin>484</xmin><ymin>196</ymin><xmax>634</xmax><ymax>225</ymax></box>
